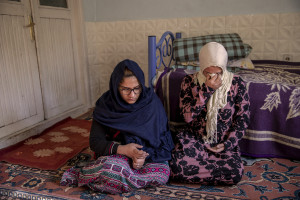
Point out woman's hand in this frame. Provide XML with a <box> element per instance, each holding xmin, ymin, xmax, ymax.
<box><xmin>132</xmin><ymin>157</ymin><xmax>146</xmax><ymax>170</ymax></box>
<box><xmin>117</xmin><ymin>143</ymin><xmax>148</xmax><ymax>158</ymax></box>
<box><xmin>205</xmin><ymin>73</ymin><xmax>222</xmax><ymax>90</ymax></box>
<box><xmin>206</xmin><ymin>143</ymin><xmax>225</xmax><ymax>153</ymax></box>
<box><xmin>117</xmin><ymin>143</ymin><xmax>149</xmax><ymax>169</ymax></box>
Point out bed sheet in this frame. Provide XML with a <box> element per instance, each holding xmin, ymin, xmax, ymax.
<box><xmin>236</xmin><ymin>60</ymin><xmax>300</xmax><ymax>159</ymax></box>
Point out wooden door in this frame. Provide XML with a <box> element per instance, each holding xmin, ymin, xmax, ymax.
<box><xmin>32</xmin><ymin>0</ymin><xmax>85</xmax><ymax>119</ymax></box>
<box><xmin>0</xmin><ymin>0</ymin><xmax>87</xmax><ymax>141</ymax></box>
<box><xmin>0</xmin><ymin>0</ymin><xmax>44</xmax><ymax>139</ymax></box>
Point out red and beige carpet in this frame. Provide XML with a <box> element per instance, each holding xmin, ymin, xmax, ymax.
<box><xmin>0</xmin><ymin>118</ymin><xmax>92</xmax><ymax>170</ymax></box>
<box><xmin>0</xmin><ymin>147</ymin><xmax>299</xmax><ymax>199</ymax></box>
<box><xmin>0</xmin><ymin>116</ymin><xmax>299</xmax><ymax>199</ymax></box>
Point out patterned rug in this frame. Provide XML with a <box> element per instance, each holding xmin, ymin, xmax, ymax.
<box><xmin>0</xmin><ymin>147</ymin><xmax>299</xmax><ymax>200</ymax></box>
<box><xmin>0</xmin><ymin>118</ymin><xmax>92</xmax><ymax>170</ymax></box>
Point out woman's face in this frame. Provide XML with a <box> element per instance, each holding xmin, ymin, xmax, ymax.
<box><xmin>203</xmin><ymin>66</ymin><xmax>223</xmax><ymax>79</ymax></box>
<box><xmin>119</xmin><ymin>76</ymin><xmax>141</xmax><ymax>104</ymax></box>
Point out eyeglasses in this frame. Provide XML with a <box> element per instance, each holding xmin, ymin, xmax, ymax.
<box><xmin>119</xmin><ymin>85</ymin><xmax>142</xmax><ymax>95</ymax></box>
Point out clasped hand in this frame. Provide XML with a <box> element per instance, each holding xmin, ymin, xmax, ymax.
<box><xmin>206</xmin><ymin>143</ymin><xmax>225</xmax><ymax>153</ymax></box>
<box><xmin>205</xmin><ymin>73</ymin><xmax>222</xmax><ymax>90</ymax></box>
<box><xmin>117</xmin><ymin>143</ymin><xmax>149</xmax><ymax>169</ymax></box>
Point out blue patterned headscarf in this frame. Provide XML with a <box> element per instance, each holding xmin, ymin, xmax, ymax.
<box><xmin>93</xmin><ymin>59</ymin><xmax>174</xmax><ymax>162</ymax></box>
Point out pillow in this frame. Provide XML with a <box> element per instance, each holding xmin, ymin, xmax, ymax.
<box><xmin>178</xmin><ymin>61</ymin><xmax>199</xmax><ymax>67</ymax></box>
<box><xmin>228</xmin><ymin>57</ymin><xmax>255</xmax><ymax>69</ymax></box>
<box><xmin>172</xmin><ymin>64</ymin><xmax>240</xmax><ymax>73</ymax></box>
<box><xmin>173</xmin><ymin>33</ymin><xmax>252</xmax><ymax>62</ymax></box>
<box><xmin>173</xmin><ymin>57</ymin><xmax>254</xmax><ymax>72</ymax></box>
<box><xmin>243</xmin><ymin>44</ymin><xmax>252</xmax><ymax>59</ymax></box>
<box><xmin>171</xmin><ymin>64</ymin><xmax>199</xmax><ymax>71</ymax></box>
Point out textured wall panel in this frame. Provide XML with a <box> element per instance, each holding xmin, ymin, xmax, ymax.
<box><xmin>85</xmin><ymin>12</ymin><xmax>300</xmax><ymax>104</ymax></box>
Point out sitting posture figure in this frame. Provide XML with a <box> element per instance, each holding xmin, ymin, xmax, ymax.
<box><xmin>61</xmin><ymin>59</ymin><xmax>174</xmax><ymax>194</ymax></box>
<box><xmin>170</xmin><ymin>42</ymin><xmax>250</xmax><ymax>185</ymax></box>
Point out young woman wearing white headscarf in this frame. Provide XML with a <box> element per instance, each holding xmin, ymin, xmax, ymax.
<box><xmin>170</xmin><ymin>42</ymin><xmax>250</xmax><ymax>185</ymax></box>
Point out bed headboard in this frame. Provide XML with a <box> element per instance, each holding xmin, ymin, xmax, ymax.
<box><xmin>148</xmin><ymin>31</ymin><xmax>181</xmax><ymax>87</ymax></box>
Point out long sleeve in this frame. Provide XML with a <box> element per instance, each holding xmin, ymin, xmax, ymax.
<box><xmin>89</xmin><ymin>120</ymin><xmax>119</xmax><ymax>156</ymax></box>
<box><xmin>223</xmin><ymin>77</ymin><xmax>250</xmax><ymax>151</ymax></box>
<box><xmin>179</xmin><ymin>74</ymin><xmax>214</xmax><ymax>124</ymax></box>
<box><xmin>179</xmin><ymin>74</ymin><xmax>250</xmax><ymax>150</ymax></box>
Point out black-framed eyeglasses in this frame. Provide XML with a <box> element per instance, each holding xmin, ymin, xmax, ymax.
<box><xmin>119</xmin><ymin>85</ymin><xmax>142</xmax><ymax>95</ymax></box>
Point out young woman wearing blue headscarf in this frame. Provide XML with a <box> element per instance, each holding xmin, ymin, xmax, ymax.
<box><xmin>61</xmin><ymin>59</ymin><xmax>174</xmax><ymax>194</ymax></box>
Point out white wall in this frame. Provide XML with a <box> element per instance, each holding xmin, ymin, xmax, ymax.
<box><xmin>82</xmin><ymin>0</ymin><xmax>300</xmax><ymax>104</ymax></box>
<box><xmin>82</xmin><ymin>0</ymin><xmax>300</xmax><ymax>22</ymax></box>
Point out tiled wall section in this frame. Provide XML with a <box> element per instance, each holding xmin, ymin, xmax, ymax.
<box><xmin>85</xmin><ymin>12</ymin><xmax>300</xmax><ymax>104</ymax></box>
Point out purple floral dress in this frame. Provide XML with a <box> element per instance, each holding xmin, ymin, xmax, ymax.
<box><xmin>170</xmin><ymin>74</ymin><xmax>250</xmax><ymax>185</ymax></box>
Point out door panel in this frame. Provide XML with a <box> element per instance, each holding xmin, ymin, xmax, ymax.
<box><xmin>0</xmin><ymin>0</ymin><xmax>44</xmax><ymax>138</ymax></box>
<box><xmin>32</xmin><ymin>0</ymin><xmax>83</xmax><ymax>118</ymax></box>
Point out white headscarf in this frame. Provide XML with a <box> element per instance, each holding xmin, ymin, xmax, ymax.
<box><xmin>195</xmin><ymin>42</ymin><xmax>233</xmax><ymax>144</ymax></box>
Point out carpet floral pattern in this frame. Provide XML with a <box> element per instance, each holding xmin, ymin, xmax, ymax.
<box><xmin>0</xmin><ymin>118</ymin><xmax>92</xmax><ymax>170</ymax></box>
<box><xmin>0</xmin><ymin>147</ymin><xmax>299</xmax><ymax>200</ymax></box>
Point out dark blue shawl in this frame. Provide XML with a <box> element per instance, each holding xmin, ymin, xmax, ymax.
<box><xmin>93</xmin><ymin>59</ymin><xmax>174</xmax><ymax>162</ymax></box>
